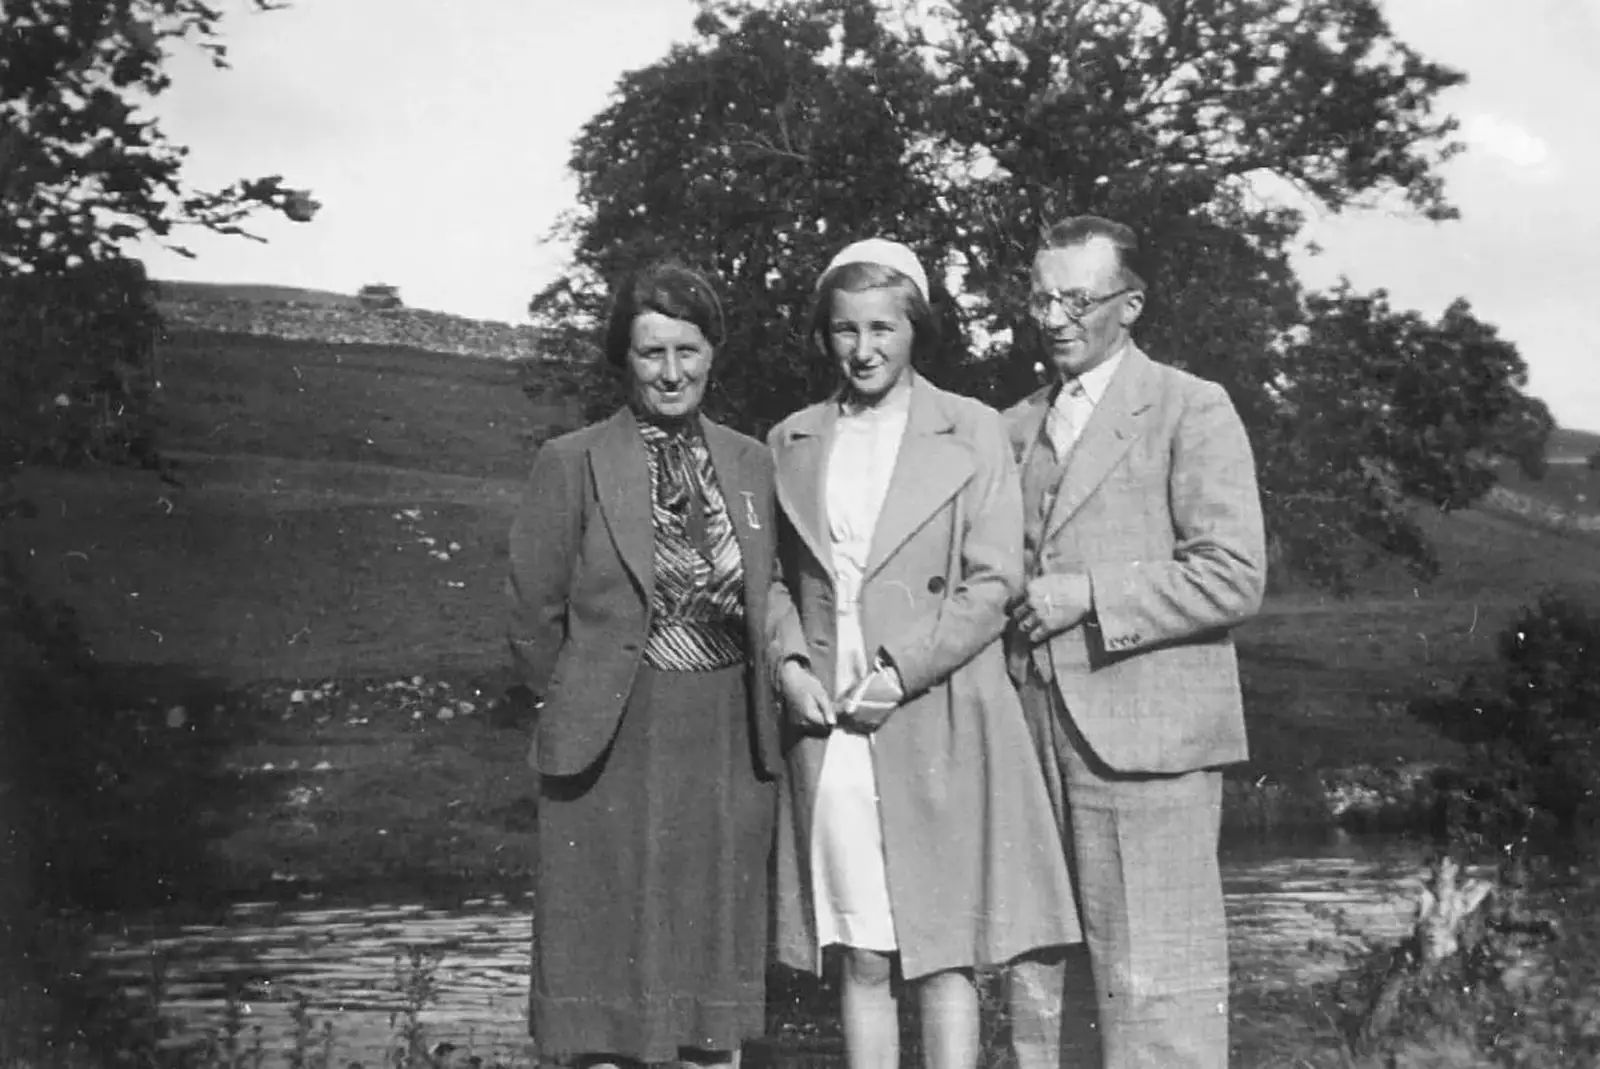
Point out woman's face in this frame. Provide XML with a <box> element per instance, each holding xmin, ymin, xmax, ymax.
<box><xmin>627</xmin><ymin>311</ymin><xmax>713</xmax><ymax>422</ymax></box>
<box><xmin>827</xmin><ymin>287</ymin><xmax>915</xmax><ymax>406</ymax></box>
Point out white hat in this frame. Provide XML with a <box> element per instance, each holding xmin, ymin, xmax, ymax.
<box><xmin>820</xmin><ymin>238</ymin><xmax>929</xmax><ymax>302</ymax></box>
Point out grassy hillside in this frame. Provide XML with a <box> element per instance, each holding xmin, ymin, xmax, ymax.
<box><xmin>1496</xmin><ymin>456</ymin><xmax>1600</xmax><ymax>516</ymax></box>
<box><xmin>6</xmin><ymin>330</ymin><xmax>582</xmax><ymax>682</ymax></box>
<box><xmin>1548</xmin><ymin>425</ymin><xmax>1600</xmax><ymax>462</ymax></box>
<box><xmin>5</xmin><ymin>328</ymin><xmax>1597</xmax><ymax>766</ymax></box>
<box><xmin>6</xmin><ymin>325</ymin><xmax>1600</xmax><ymax>904</ymax></box>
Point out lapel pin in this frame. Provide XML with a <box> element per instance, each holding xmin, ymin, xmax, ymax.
<box><xmin>740</xmin><ymin>491</ymin><xmax>762</xmax><ymax>530</ymax></box>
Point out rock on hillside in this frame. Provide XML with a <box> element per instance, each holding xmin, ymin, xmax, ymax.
<box><xmin>158</xmin><ymin>297</ymin><xmax>564</xmax><ymax>362</ymax></box>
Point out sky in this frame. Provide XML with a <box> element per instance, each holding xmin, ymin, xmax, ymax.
<box><xmin>133</xmin><ymin>0</ymin><xmax>1600</xmax><ymax>432</ymax></box>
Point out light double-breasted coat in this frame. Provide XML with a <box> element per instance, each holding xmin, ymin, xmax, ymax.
<box><xmin>766</xmin><ymin>375</ymin><xmax>1077</xmax><ymax>981</ymax></box>
<box><xmin>506</xmin><ymin>406</ymin><xmax>782</xmax><ymax>780</ymax></box>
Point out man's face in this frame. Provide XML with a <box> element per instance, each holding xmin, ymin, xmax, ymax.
<box><xmin>1029</xmin><ymin>239</ymin><xmax>1144</xmax><ymax>380</ymax></box>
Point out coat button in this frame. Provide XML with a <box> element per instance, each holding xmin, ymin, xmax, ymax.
<box><xmin>927</xmin><ymin>576</ymin><xmax>946</xmax><ymax>594</ymax></box>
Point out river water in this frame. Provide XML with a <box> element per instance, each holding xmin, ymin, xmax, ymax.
<box><xmin>87</xmin><ymin>832</ymin><xmax>1437</xmax><ymax>1064</ymax></box>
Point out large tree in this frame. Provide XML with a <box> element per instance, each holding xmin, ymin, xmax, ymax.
<box><xmin>532</xmin><ymin>1</ymin><xmax>964</xmax><ymax>429</ymax></box>
<box><xmin>1268</xmin><ymin>287</ymin><xmax>1554</xmax><ymax>585</ymax></box>
<box><xmin>0</xmin><ymin>0</ymin><xmax>318</xmax><ymax>275</ymax></box>
<box><xmin>1</xmin><ymin>0</ymin><xmax>317</xmax><ymax>468</ymax></box>
<box><xmin>532</xmin><ymin>0</ymin><xmax>1552</xmax><ymax>590</ymax></box>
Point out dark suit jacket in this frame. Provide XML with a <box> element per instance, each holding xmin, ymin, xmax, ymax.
<box><xmin>1004</xmin><ymin>345</ymin><xmax>1267</xmax><ymax>773</ymax></box>
<box><xmin>506</xmin><ymin>406</ymin><xmax>781</xmax><ymax>778</ymax></box>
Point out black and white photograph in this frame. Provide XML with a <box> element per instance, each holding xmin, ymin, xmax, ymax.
<box><xmin>2</xmin><ymin>1</ymin><xmax>1597</xmax><ymax>1067</ymax></box>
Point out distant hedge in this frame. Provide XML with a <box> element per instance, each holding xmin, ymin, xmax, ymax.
<box><xmin>0</xmin><ymin>258</ymin><xmax>163</xmax><ymax>468</ymax></box>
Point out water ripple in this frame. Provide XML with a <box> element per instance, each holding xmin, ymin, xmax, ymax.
<box><xmin>89</xmin><ymin>839</ymin><xmax>1433</xmax><ymax>1060</ymax></box>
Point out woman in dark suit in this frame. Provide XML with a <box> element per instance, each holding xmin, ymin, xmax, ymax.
<box><xmin>507</xmin><ymin>262</ymin><xmax>780</xmax><ymax>1069</ymax></box>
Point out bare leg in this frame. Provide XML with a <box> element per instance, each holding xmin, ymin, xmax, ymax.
<box><xmin>917</xmin><ymin>968</ymin><xmax>980</xmax><ymax>1069</ymax></box>
<box><xmin>842</xmin><ymin>948</ymin><xmax>899</xmax><ymax>1069</ymax></box>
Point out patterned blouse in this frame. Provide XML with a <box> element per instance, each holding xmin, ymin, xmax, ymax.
<box><xmin>637</xmin><ymin>418</ymin><xmax>748</xmax><ymax>671</ymax></box>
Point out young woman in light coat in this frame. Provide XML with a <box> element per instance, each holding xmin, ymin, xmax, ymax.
<box><xmin>767</xmin><ymin>239</ymin><xmax>1078</xmax><ymax>1069</ymax></box>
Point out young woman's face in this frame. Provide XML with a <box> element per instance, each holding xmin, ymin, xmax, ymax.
<box><xmin>827</xmin><ymin>287</ymin><xmax>915</xmax><ymax>406</ymax></box>
<box><xmin>627</xmin><ymin>311</ymin><xmax>713</xmax><ymax>421</ymax></box>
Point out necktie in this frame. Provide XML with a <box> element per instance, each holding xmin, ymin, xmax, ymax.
<box><xmin>660</xmin><ymin>436</ymin><xmax>711</xmax><ymax>558</ymax></box>
<box><xmin>1046</xmin><ymin>380</ymin><xmax>1088</xmax><ymax>460</ymax></box>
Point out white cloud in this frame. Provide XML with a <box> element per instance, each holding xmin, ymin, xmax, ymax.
<box><xmin>1458</xmin><ymin>113</ymin><xmax>1561</xmax><ymax>180</ymax></box>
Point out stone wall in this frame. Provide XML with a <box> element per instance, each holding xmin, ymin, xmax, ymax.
<box><xmin>1483</xmin><ymin>485</ymin><xmax>1600</xmax><ymax>535</ymax></box>
<box><xmin>158</xmin><ymin>298</ymin><xmax>557</xmax><ymax>361</ymax></box>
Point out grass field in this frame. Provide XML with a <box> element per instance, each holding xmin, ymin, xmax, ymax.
<box><xmin>6</xmin><ymin>326</ymin><xmax>1600</xmax><ymax>901</ymax></box>
<box><xmin>1497</xmin><ymin>454</ymin><xmax>1600</xmax><ymax>514</ymax></box>
<box><xmin>1546</xmin><ymin>425</ymin><xmax>1600</xmax><ymax>463</ymax></box>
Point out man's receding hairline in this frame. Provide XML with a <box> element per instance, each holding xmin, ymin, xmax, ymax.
<box><xmin>1031</xmin><ymin>235</ymin><xmax>1138</xmax><ymax>285</ymax></box>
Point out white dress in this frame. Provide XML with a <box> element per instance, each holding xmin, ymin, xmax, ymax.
<box><xmin>809</xmin><ymin>393</ymin><xmax>910</xmax><ymax>953</ymax></box>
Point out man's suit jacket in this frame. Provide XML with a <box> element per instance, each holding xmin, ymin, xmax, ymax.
<box><xmin>506</xmin><ymin>406</ymin><xmax>781</xmax><ymax>778</ymax></box>
<box><xmin>1004</xmin><ymin>344</ymin><xmax>1267</xmax><ymax>774</ymax></box>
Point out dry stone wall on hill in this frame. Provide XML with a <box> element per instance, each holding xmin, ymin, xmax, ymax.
<box><xmin>1483</xmin><ymin>485</ymin><xmax>1600</xmax><ymax>535</ymax></box>
<box><xmin>158</xmin><ymin>298</ymin><xmax>558</xmax><ymax>361</ymax></box>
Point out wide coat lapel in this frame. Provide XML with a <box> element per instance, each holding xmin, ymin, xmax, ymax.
<box><xmin>1008</xmin><ymin>384</ymin><xmax>1052</xmax><ymax>470</ymax></box>
<box><xmin>864</xmin><ymin>376</ymin><xmax>976</xmax><ymax>580</ymax></box>
<box><xmin>586</xmin><ymin>407</ymin><xmax>654</xmax><ymax>602</ymax></box>
<box><xmin>772</xmin><ymin>402</ymin><xmax>836</xmax><ymax>571</ymax></box>
<box><xmin>1043</xmin><ymin>345</ymin><xmax>1156</xmax><ymax>541</ymax></box>
<box><xmin>702</xmin><ymin>418</ymin><xmax>769</xmax><ymax>625</ymax></box>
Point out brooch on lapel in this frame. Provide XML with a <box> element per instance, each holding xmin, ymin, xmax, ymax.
<box><xmin>740</xmin><ymin>491</ymin><xmax>762</xmax><ymax>530</ymax></box>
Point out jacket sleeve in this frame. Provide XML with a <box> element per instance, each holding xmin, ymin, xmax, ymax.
<box><xmin>506</xmin><ymin>441</ymin><xmax>583</xmax><ymax>697</ymax></box>
<box><xmin>1087</xmin><ymin>380</ymin><xmax>1266</xmax><ymax>653</ymax></box>
<box><xmin>764</xmin><ymin>428</ymin><xmax>812</xmax><ymax>692</ymax></box>
<box><xmin>880</xmin><ymin>409</ymin><xmax>1024</xmax><ymax>698</ymax></box>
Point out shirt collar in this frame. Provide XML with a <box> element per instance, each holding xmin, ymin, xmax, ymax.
<box><xmin>839</xmin><ymin>373</ymin><xmax>916</xmax><ymax>422</ymax></box>
<box><xmin>1054</xmin><ymin>343</ymin><xmax>1126</xmax><ymax>410</ymax></box>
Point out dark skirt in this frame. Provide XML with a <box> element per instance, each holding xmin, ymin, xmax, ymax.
<box><xmin>531</xmin><ymin>664</ymin><xmax>774</xmax><ymax>1063</ymax></box>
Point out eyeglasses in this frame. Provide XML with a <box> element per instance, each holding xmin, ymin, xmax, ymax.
<box><xmin>1028</xmin><ymin>286</ymin><xmax>1135</xmax><ymax>320</ymax></box>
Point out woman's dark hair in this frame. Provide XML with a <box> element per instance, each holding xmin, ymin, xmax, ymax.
<box><xmin>603</xmin><ymin>261</ymin><xmax>726</xmax><ymax>368</ymax></box>
<box><xmin>807</xmin><ymin>261</ymin><xmax>940</xmax><ymax>366</ymax></box>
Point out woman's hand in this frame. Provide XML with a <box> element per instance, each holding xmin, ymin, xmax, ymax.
<box><xmin>779</xmin><ymin>657</ymin><xmax>835</xmax><ymax>732</ymax></box>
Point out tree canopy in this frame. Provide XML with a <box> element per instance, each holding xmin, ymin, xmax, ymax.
<box><xmin>1</xmin><ymin>0</ymin><xmax>317</xmax><ymax>470</ymax></box>
<box><xmin>532</xmin><ymin>0</ymin><xmax>1553</xmax><ymax>591</ymax></box>
<box><xmin>0</xmin><ymin>0</ymin><xmax>318</xmax><ymax>276</ymax></box>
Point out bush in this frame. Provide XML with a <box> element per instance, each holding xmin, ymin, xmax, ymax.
<box><xmin>1410</xmin><ymin>591</ymin><xmax>1600</xmax><ymax>836</ymax></box>
<box><xmin>357</xmin><ymin>282</ymin><xmax>403</xmax><ymax>310</ymax></box>
<box><xmin>0</xmin><ymin>257</ymin><xmax>163</xmax><ymax>468</ymax></box>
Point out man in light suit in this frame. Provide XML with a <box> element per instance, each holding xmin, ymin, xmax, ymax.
<box><xmin>1002</xmin><ymin>216</ymin><xmax>1267</xmax><ymax>1069</ymax></box>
